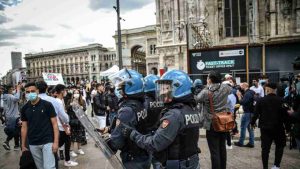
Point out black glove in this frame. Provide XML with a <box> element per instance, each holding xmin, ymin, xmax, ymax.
<box><xmin>121</xmin><ymin>125</ymin><xmax>133</xmax><ymax>138</ymax></box>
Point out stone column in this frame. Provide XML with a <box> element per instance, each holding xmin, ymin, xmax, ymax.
<box><xmin>296</xmin><ymin>0</ymin><xmax>300</xmax><ymax>32</ymax></box>
<box><xmin>269</xmin><ymin>0</ymin><xmax>277</xmax><ymax>37</ymax></box>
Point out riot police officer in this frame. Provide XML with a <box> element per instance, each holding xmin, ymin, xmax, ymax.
<box><xmin>106</xmin><ymin>69</ymin><xmax>151</xmax><ymax>169</ymax></box>
<box><xmin>143</xmin><ymin>75</ymin><xmax>164</xmax><ymax>169</ymax></box>
<box><xmin>121</xmin><ymin>70</ymin><xmax>201</xmax><ymax>169</ymax></box>
<box><xmin>193</xmin><ymin>79</ymin><xmax>204</xmax><ymax>96</ymax></box>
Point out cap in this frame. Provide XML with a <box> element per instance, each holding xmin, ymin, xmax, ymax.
<box><xmin>265</xmin><ymin>82</ymin><xmax>277</xmax><ymax>90</ymax></box>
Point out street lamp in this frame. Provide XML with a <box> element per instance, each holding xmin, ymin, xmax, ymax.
<box><xmin>114</xmin><ymin>0</ymin><xmax>123</xmax><ymax>69</ymax></box>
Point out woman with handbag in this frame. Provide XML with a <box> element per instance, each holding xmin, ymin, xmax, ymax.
<box><xmin>196</xmin><ymin>71</ymin><xmax>232</xmax><ymax>169</ymax></box>
<box><xmin>67</xmin><ymin>89</ymin><xmax>87</xmax><ymax>158</ymax></box>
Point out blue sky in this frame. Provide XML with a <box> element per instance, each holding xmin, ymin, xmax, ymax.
<box><xmin>0</xmin><ymin>0</ymin><xmax>156</xmax><ymax>76</ymax></box>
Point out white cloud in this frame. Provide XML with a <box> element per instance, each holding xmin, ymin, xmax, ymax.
<box><xmin>0</xmin><ymin>0</ymin><xmax>156</xmax><ymax>77</ymax></box>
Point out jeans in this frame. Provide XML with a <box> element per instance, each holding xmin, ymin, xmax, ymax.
<box><xmin>207</xmin><ymin>129</ymin><xmax>227</xmax><ymax>169</ymax></box>
<box><xmin>261</xmin><ymin>128</ymin><xmax>286</xmax><ymax>169</ymax></box>
<box><xmin>109</xmin><ymin>112</ymin><xmax>117</xmax><ymax>126</ymax></box>
<box><xmin>120</xmin><ymin>152</ymin><xmax>151</xmax><ymax>169</ymax></box>
<box><xmin>29</xmin><ymin>143</ymin><xmax>56</xmax><ymax>169</ymax></box>
<box><xmin>238</xmin><ymin>113</ymin><xmax>254</xmax><ymax>145</ymax></box>
<box><xmin>178</xmin><ymin>154</ymin><xmax>200</xmax><ymax>169</ymax></box>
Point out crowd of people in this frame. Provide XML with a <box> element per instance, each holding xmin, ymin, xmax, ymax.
<box><xmin>0</xmin><ymin>69</ymin><xmax>300</xmax><ymax>169</ymax></box>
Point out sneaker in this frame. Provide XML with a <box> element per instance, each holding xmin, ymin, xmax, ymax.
<box><xmin>245</xmin><ymin>143</ymin><xmax>254</xmax><ymax>148</ymax></box>
<box><xmin>2</xmin><ymin>141</ymin><xmax>10</xmax><ymax>150</ymax></box>
<box><xmin>233</xmin><ymin>142</ymin><xmax>244</xmax><ymax>147</ymax></box>
<box><xmin>70</xmin><ymin>151</ymin><xmax>78</xmax><ymax>157</ymax></box>
<box><xmin>271</xmin><ymin>165</ymin><xmax>280</xmax><ymax>169</ymax></box>
<box><xmin>78</xmin><ymin>149</ymin><xmax>85</xmax><ymax>155</ymax></box>
<box><xmin>14</xmin><ymin>145</ymin><xmax>20</xmax><ymax>151</ymax></box>
<box><xmin>64</xmin><ymin>161</ymin><xmax>78</xmax><ymax>167</ymax></box>
<box><xmin>226</xmin><ymin>145</ymin><xmax>233</xmax><ymax>150</ymax></box>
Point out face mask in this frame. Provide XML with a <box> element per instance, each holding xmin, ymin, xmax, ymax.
<box><xmin>74</xmin><ymin>94</ymin><xmax>80</xmax><ymax>99</ymax></box>
<box><xmin>12</xmin><ymin>90</ymin><xmax>16</xmax><ymax>95</ymax></box>
<box><xmin>26</xmin><ymin>93</ymin><xmax>38</xmax><ymax>101</ymax></box>
<box><xmin>68</xmin><ymin>90</ymin><xmax>73</xmax><ymax>94</ymax></box>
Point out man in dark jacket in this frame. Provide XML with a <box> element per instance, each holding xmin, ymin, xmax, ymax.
<box><xmin>251</xmin><ymin>83</ymin><xmax>290</xmax><ymax>169</ymax></box>
<box><xmin>106</xmin><ymin>87</ymin><xmax>118</xmax><ymax>125</ymax></box>
<box><xmin>93</xmin><ymin>83</ymin><xmax>107</xmax><ymax>130</ymax></box>
<box><xmin>234</xmin><ymin>83</ymin><xmax>255</xmax><ymax>148</ymax></box>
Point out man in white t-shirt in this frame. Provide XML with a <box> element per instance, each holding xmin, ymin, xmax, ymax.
<box><xmin>250</xmin><ymin>79</ymin><xmax>265</xmax><ymax>98</ymax></box>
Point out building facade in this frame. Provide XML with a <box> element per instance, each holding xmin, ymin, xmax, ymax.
<box><xmin>25</xmin><ymin>43</ymin><xmax>117</xmax><ymax>84</ymax></box>
<box><xmin>114</xmin><ymin>25</ymin><xmax>158</xmax><ymax>76</ymax></box>
<box><xmin>115</xmin><ymin>0</ymin><xmax>300</xmax><ymax>78</ymax></box>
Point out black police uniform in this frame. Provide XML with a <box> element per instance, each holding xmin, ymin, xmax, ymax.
<box><xmin>129</xmin><ymin>102</ymin><xmax>201</xmax><ymax>169</ymax></box>
<box><xmin>108</xmin><ymin>98</ymin><xmax>151</xmax><ymax>169</ymax></box>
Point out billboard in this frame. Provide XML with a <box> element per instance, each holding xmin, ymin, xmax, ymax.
<box><xmin>190</xmin><ymin>48</ymin><xmax>246</xmax><ymax>74</ymax></box>
<box><xmin>42</xmin><ymin>73</ymin><xmax>65</xmax><ymax>86</ymax></box>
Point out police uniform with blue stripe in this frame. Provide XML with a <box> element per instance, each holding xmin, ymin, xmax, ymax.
<box><xmin>106</xmin><ymin>69</ymin><xmax>151</xmax><ymax>169</ymax></box>
<box><xmin>121</xmin><ymin>70</ymin><xmax>201</xmax><ymax>169</ymax></box>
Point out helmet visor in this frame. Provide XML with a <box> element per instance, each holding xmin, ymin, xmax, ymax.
<box><xmin>155</xmin><ymin>80</ymin><xmax>173</xmax><ymax>103</ymax></box>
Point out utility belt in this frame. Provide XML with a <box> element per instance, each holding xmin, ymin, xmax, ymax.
<box><xmin>120</xmin><ymin>150</ymin><xmax>149</xmax><ymax>163</ymax></box>
<box><xmin>164</xmin><ymin>154</ymin><xmax>199</xmax><ymax>169</ymax></box>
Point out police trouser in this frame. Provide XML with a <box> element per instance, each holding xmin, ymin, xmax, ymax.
<box><xmin>120</xmin><ymin>152</ymin><xmax>151</xmax><ymax>169</ymax></box>
<box><xmin>164</xmin><ymin>154</ymin><xmax>200</xmax><ymax>169</ymax></box>
<box><xmin>260</xmin><ymin>128</ymin><xmax>286</xmax><ymax>169</ymax></box>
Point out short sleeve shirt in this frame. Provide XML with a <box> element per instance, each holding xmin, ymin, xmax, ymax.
<box><xmin>21</xmin><ymin>98</ymin><xmax>56</xmax><ymax>145</ymax></box>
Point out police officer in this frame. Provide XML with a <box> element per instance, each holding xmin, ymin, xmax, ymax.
<box><xmin>143</xmin><ymin>75</ymin><xmax>164</xmax><ymax>169</ymax></box>
<box><xmin>121</xmin><ymin>70</ymin><xmax>201</xmax><ymax>169</ymax></box>
<box><xmin>192</xmin><ymin>79</ymin><xmax>204</xmax><ymax>96</ymax></box>
<box><xmin>106</xmin><ymin>69</ymin><xmax>151</xmax><ymax>169</ymax></box>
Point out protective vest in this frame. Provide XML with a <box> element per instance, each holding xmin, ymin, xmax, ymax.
<box><xmin>119</xmin><ymin>99</ymin><xmax>149</xmax><ymax>156</ymax></box>
<box><xmin>157</xmin><ymin>103</ymin><xmax>201</xmax><ymax>162</ymax></box>
<box><xmin>143</xmin><ymin>95</ymin><xmax>164</xmax><ymax>132</ymax></box>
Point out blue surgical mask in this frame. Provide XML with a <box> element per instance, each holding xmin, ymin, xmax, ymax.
<box><xmin>26</xmin><ymin>93</ymin><xmax>38</xmax><ymax>101</ymax></box>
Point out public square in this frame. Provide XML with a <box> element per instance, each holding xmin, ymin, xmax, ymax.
<box><xmin>1</xmin><ymin>108</ymin><xmax>300</xmax><ymax>169</ymax></box>
<box><xmin>1</xmin><ymin>129</ymin><xmax>300</xmax><ymax>169</ymax></box>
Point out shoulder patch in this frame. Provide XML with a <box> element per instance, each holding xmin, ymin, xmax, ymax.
<box><xmin>161</xmin><ymin>119</ymin><xmax>170</xmax><ymax>129</ymax></box>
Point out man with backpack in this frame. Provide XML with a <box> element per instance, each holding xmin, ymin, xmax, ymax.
<box><xmin>234</xmin><ymin>82</ymin><xmax>256</xmax><ymax>148</ymax></box>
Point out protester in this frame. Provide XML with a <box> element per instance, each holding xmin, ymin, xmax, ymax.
<box><xmin>90</xmin><ymin>85</ymin><xmax>97</xmax><ymax>118</ymax></box>
<box><xmin>21</xmin><ymin>82</ymin><xmax>59</xmax><ymax>169</ymax></box>
<box><xmin>0</xmin><ymin>86</ymin><xmax>5</xmax><ymax>126</ymax></box>
<box><xmin>93</xmin><ymin>83</ymin><xmax>107</xmax><ymax>130</ymax></box>
<box><xmin>223</xmin><ymin>81</ymin><xmax>237</xmax><ymax>150</ymax></box>
<box><xmin>67</xmin><ymin>89</ymin><xmax>86</xmax><ymax>158</ymax></box>
<box><xmin>196</xmin><ymin>71</ymin><xmax>231</xmax><ymax>169</ymax></box>
<box><xmin>250</xmin><ymin>78</ymin><xmax>265</xmax><ymax>98</ymax></box>
<box><xmin>251</xmin><ymin>83</ymin><xmax>290</xmax><ymax>169</ymax></box>
<box><xmin>106</xmin><ymin>86</ymin><xmax>118</xmax><ymax>125</ymax></box>
<box><xmin>3</xmin><ymin>84</ymin><xmax>21</xmax><ymax>151</ymax></box>
<box><xmin>54</xmin><ymin>84</ymin><xmax>78</xmax><ymax>167</ymax></box>
<box><xmin>234</xmin><ymin>82</ymin><xmax>255</xmax><ymax>148</ymax></box>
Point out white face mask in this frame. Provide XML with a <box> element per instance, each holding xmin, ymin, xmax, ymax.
<box><xmin>74</xmin><ymin>94</ymin><xmax>80</xmax><ymax>99</ymax></box>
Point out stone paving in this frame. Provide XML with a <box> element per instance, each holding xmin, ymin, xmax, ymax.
<box><xmin>1</xmin><ymin>106</ymin><xmax>299</xmax><ymax>169</ymax></box>
<box><xmin>1</xmin><ymin>125</ymin><xmax>300</xmax><ymax>169</ymax></box>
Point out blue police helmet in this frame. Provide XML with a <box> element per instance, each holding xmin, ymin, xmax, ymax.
<box><xmin>160</xmin><ymin>70</ymin><xmax>192</xmax><ymax>98</ymax></box>
<box><xmin>193</xmin><ymin>79</ymin><xmax>203</xmax><ymax>87</ymax></box>
<box><xmin>113</xmin><ymin>69</ymin><xmax>144</xmax><ymax>96</ymax></box>
<box><xmin>144</xmin><ymin>74</ymin><xmax>160</xmax><ymax>93</ymax></box>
